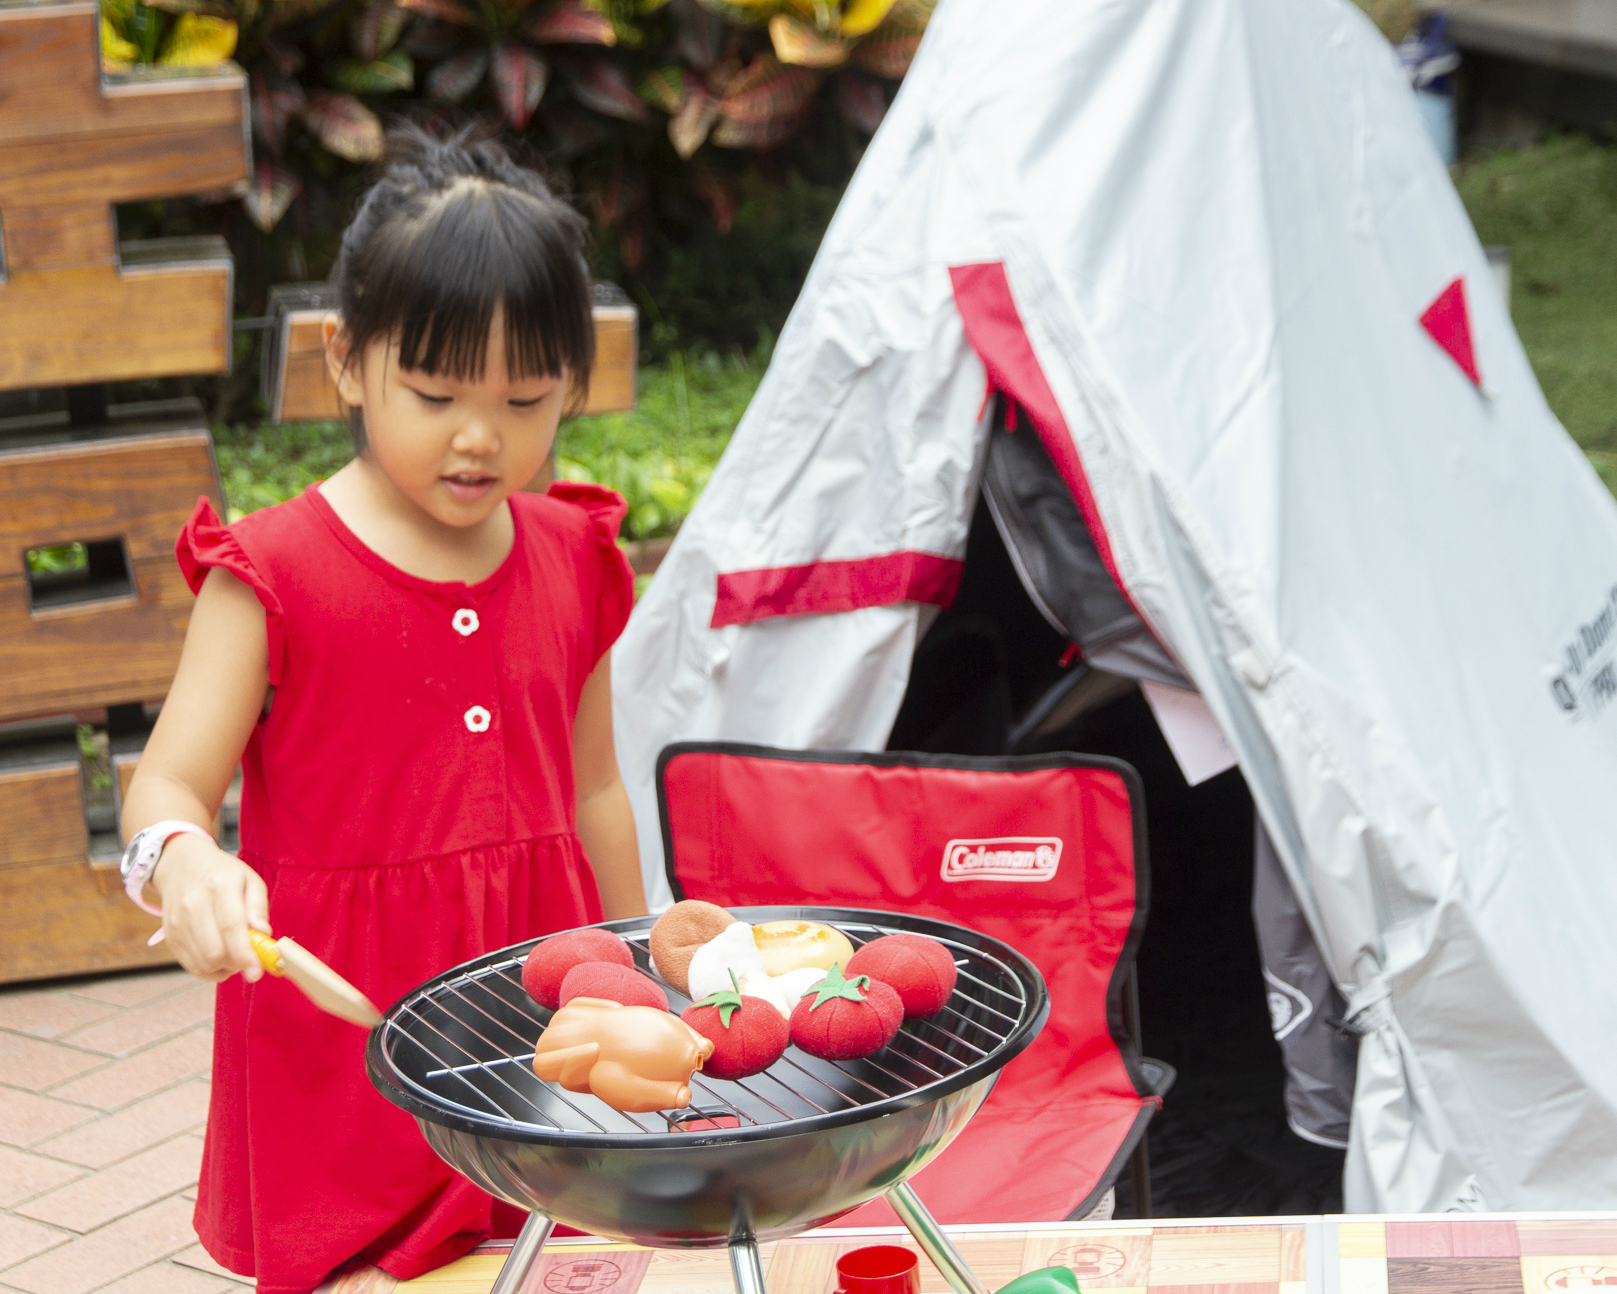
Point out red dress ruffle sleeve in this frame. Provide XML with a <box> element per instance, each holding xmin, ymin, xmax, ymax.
<box><xmin>176</xmin><ymin>496</ymin><xmax>288</xmax><ymax>686</ymax></box>
<box><xmin>547</xmin><ymin>480</ymin><xmax>636</xmax><ymax>666</ymax></box>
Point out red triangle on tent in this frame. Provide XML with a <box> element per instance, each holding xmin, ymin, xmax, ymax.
<box><xmin>1419</xmin><ymin>276</ymin><xmax>1482</xmax><ymax>387</ymax></box>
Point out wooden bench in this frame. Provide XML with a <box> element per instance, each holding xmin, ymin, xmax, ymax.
<box><xmin>1432</xmin><ymin>0</ymin><xmax>1617</xmax><ymax>80</ymax></box>
<box><xmin>264</xmin><ymin>282</ymin><xmax>639</xmax><ymax>423</ymax></box>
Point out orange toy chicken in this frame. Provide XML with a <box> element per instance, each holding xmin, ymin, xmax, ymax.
<box><xmin>533</xmin><ymin>997</ymin><xmax>715</xmax><ymax>1113</ymax></box>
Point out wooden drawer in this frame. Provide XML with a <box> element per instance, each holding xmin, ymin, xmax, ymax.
<box><xmin>0</xmin><ymin>759</ymin><xmax>86</xmax><ymax>868</ymax></box>
<box><xmin>0</xmin><ymin>429</ymin><xmax>221</xmax><ymax>724</ymax></box>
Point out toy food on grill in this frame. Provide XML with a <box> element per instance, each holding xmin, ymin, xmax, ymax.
<box><xmin>788</xmin><ymin>964</ymin><xmax>904</xmax><ymax>1061</ymax></box>
<box><xmin>685</xmin><ymin>920</ymin><xmax>766</xmax><ymax>1002</ymax></box>
<box><xmin>735</xmin><ymin>966</ymin><xmax>827</xmax><ymax>1021</ymax></box>
<box><xmin>533</xmin><ymin>997</ymin><xmax>714</xmax><ymax>1112</ymax></box>
<box><xmin>680</xmin><ymin>972</ymin><xmax>789</xmax><ymax>1080</ymax></box>
<box><xmin>753</xmin><ymin>920</ymin><xmax>856</xmax><ymax>976</ymax></box>
<box><xmin>559</xmin><ymin>961</ymin><xmax>670</xmax><ymax>1012</ymax></box>
<box><xmin>648</xmin><ymin>900</ymin><xmax>736</xmax><ymax>995</ymax></box>
<box><xmin>844</xmin><ymin>933</ymin><xmax>958</xmax><ymax>1018</ymax></box>
<box><xmin>522</xmin><ymin>928</ymin><xmax>632</xmax><ymax>1010</ymax></box>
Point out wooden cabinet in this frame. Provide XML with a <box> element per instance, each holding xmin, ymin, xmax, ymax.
<box><xmin>0</xmin><ymin>3</ymin><xmax>244</xmax><ymax>981</ymax></box>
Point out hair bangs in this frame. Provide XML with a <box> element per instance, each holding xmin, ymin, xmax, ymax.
<box><xmin>384</xmin><ymin>189</ymin><xmax>593</xmax><ymax>395</ymax></box>
<box><xmin>331</xmin><ymin>125</ymin><xmax>596</xmax><ymax>449</ymax></box>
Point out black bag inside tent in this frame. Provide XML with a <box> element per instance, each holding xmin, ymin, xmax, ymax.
<box><xmin>887</xmin><ymin>401</ymin><xmax>1353</xmax><ymax>1217</ymax></box>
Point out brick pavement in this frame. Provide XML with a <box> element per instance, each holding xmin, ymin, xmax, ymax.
<box><xmin>0</xmin><ymin>966</ymin><xmax>249</xmax><ymax>1292</ymax></box>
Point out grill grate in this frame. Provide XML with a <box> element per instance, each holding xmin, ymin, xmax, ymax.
<box><xmin>375</xmin><ymin>913</ymin><xmax>1033</xmax><ymax>1143</ymax></box>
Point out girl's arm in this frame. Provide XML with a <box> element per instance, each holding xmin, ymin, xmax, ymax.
<box><xmin>574</xmin><ymin>653</ymin><xmax>648</xmax><ymax>921</ymax></box>
<box><xmin>122</xmin><ymin>567</ymin><xmax>273</xmax><ymax>983</ymax></box>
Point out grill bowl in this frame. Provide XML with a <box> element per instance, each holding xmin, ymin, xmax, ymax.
<box><xmin>367</xmin><ymin>907</ymin><xmax>1047</xmax><ymax>1246</ymax></box>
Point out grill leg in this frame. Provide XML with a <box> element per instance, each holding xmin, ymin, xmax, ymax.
<box><xmin>490</xmin><ymin>1212</ymin><xmax>554</xmax><ymax>1294</ymax></box>
<box><xmin>886</xmin><ymin>1181</ymin><xmax>988</xmax><ymax>1294</ymax></box>
<box><xmin>728</xmin><ymin>1236</ymin><xmax>767</xmax><ymax>1294</ymax></box>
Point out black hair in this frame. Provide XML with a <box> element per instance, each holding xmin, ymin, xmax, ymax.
<box><xmin>329</xmin><ymin>123</ymin><xmax>594</xmax><ymax>451</ymax></box>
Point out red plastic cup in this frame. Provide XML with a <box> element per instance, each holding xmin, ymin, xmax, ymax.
<box><xmin>836</xmin><ymin>1245</ymin><xmax>921</xmax><ymax>1294</ymax></box>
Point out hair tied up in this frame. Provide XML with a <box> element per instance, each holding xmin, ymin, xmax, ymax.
<box><xmin>329</xmin><ymin>121</ymin><xmax>595</xmax><ymax>452</ymax></box>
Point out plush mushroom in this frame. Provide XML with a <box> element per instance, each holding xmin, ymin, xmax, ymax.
<box><xmin>647</xmin><ymin>900</ymin><xmax>736</xmax><ymax>995</ymax></box>
<box><xmin>685</xmin><ymin>921</ymin><xmax>767</xmax><ymax>1003</ymax></box>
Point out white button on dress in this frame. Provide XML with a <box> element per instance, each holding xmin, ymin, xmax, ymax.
<box><xmin>453</xmin><ymin>608</ymin><xmax>479</xmax><ymax>636</ymax></box>
<box><xmin>463</xmin><ymin>705</ymin><xmax>491</xmax><ymax>733</ymax></box>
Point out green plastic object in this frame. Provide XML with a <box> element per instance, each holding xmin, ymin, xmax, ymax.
<box><xmin>996</xmin><ymin>1266</ymin><xmax>1081</xmax><ymax>1294</ymax></box>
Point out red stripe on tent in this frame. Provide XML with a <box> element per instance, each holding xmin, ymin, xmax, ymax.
<box><xmin>710</xmin><ymin>551</ymin><xmax>964</xmax><ymax>628</ymax></box>
<box><xmin>948</xmin><ymin>261</ymin><xmax>1131</xmax><ymax>598</ymax></box>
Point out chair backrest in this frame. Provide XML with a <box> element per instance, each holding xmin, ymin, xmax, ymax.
<box><xmin>657</xmin><ymin>743</ymin><xmax>1154</xmax><ymax>1119</ymax></box>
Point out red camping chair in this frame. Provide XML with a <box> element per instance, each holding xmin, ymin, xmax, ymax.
<box><xmin>656</xmin><ymin>743</ymin><xmax>1168</xmax><ymax>1225</ymax></box>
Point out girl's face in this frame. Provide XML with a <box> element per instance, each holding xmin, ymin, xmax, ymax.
<box><xmin>328</xmin><ymin>303</ymin><xmax>567</xmax><ymax>528</ymax></box>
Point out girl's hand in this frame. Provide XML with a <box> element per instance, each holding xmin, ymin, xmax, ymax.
<box><xmin>152</xmin><ymin>834</ymin><xmax>271</xmax><ymax>984</ymax></box>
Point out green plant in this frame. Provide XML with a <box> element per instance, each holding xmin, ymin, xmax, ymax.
<box><xmin>76</xmin><ymin>724</ymin><xmax>113</xmax><ymax>793</ymax></box>
<box><xmin>242</xmin><ymin>0</ymin><xmax>408</xmax><ymax>233</ymax></box>
<box><xmin>555</xmin><ymin>341</ymin><xmax>765</xmax><ymax>535</ymax></box>
<box><xmin>213</xmin><ymin>418</ymin><xmax>360</xmax><ymax>518</ymax></box>
<box><xmin>1455</xmin><ymin>134</ymin><xmax>1617</xmax><ymax>491</ymax></box>
<box><xmin>398</xmin><ymin>0</ymin><xmax>619</xmax><ymax>131</ymax></box>
<box><xmin>100</xmin><ymin>0</ymin><xmax>241</xmax><ymax>69</ymax></box>
<box><xmin>25</xmin><ymin>543</ymin><xmax>89</xmax><ymax>576</ymax></box>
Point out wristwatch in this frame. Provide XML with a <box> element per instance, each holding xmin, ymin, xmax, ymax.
<box><xmin>120</xmin><ymin>820</ymin><xmax>213</xmax><ymax>916</ymax></box>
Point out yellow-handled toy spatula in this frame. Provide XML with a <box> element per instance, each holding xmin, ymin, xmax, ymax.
<box><xmin>249</xmin><ymin>930</ymin><xmax>381</xmax><ymax>1027</ymax></box>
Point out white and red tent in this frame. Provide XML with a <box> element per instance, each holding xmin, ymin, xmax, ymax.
<box><xmin>611</xmin><ymin>0</ymin><xmax>1617</xmax><ymax>1212</ymax></box>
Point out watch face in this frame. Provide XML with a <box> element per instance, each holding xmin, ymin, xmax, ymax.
<box><xmin>119</xmin><ymin>831</ymin><xmax>149</xmax><ymax>881</ymax></box>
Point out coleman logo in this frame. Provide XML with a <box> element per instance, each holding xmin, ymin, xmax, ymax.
<box><xmin>940</xmin><ymin>837</ymin><xmax>1062</xmax><ymax>883</ymax></box>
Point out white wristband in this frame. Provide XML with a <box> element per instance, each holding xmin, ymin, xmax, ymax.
<box><xmin>120</xmin><ymin>820</ymin><xmax>214</xmax><ymax>917</ymax></box>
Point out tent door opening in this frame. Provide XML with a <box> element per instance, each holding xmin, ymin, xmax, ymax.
<box><xmin>885</xmin><ymin>400</ymin><xmax>1351</xmax><ymax>1216</ymax></box>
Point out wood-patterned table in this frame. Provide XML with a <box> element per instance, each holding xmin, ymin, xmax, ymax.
<box><xmin>392</xmin><ymin>1214</ymin><xmax>1617</xmax><ymax>1293</ymax></box>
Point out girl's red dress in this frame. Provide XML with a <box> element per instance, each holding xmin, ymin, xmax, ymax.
<box><xmin>175</xmin><ymin>481</ymin><xmax>635</xmax><ymax>1294</ymax></box>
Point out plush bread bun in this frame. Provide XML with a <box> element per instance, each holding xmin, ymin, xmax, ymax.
<box><xmin>752</xmin><ymin>920</ymin><xmax>856</xmax><ymax>977</ymax></box>
<box><xmin>648</xmin><ymin>900</ymin><xmax>736</xmax><ymax>995</ymax></box>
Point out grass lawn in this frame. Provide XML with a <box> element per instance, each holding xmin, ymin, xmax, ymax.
<box><xmin>218</xmin><ymin>134</ymin><xmax>1617</xmax><ymax>523</ymax></box>
<box><xmin>1455</xmin><ymin>134</ymin><xmax>1617</xmax><ymax>491</ymax></box>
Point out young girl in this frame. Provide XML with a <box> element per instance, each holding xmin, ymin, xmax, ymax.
<box><xmin>120</xmin><ymin>128</ymin><xmax>648</xmax><ymax>1293</ymax></box>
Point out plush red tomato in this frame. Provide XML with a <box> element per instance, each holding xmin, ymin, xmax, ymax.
<box><xmin>559</xmin><ymin>961</ymin><xmax>669</xmax><ymax>1012</ymax></box>
<box><xmin>788</xmin><ymin>964</ymin><xmax>904</xmax><ymax>1061</ymax></box>
<box><xmin>845</xmin><ymin>934</ymin><xmax>958</xmax><ymax>1019</ymax></box>
<box><xmin>681</xmin><ymin>975</ymin><xmax>788</xmax><ymax>1080</ymax></box>
<box><xmin>522</xmin><ymin>929</ymin><xmax>633</xmax><ymax>1009</ymax></box>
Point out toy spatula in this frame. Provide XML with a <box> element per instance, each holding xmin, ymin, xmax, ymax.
<box><xmin>249</xmin><ymin>930</ymin><xmax>382</xmax><ymax>1027</ymax></box>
